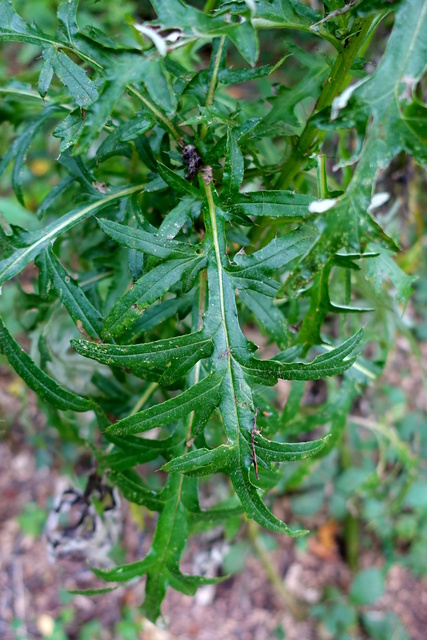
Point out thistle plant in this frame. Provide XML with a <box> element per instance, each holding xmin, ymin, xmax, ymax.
<box><xmin>0</xmin><ymin>0</ymin><xmax>425</xmax><ymax>620</ymax></box>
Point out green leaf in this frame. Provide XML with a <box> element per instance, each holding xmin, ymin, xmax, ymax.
<box><xmin>143</xmin><ymin>60</ymin><xmax>177</xmax><ymax>114</ymax></box>
<box><xmin>157</xmin><ymin>162</ymin><xmax>201</xmax><ymax>197</ymax></box>
<box><xmin>361</xmin><ymin>612</ymin><xmax>409</xmax><ymax>640</ymax></box>
<box><xmin>254</xmin><ymin>0</ymin><xmax>318</xmax><ymax>26</ymax></box>
<box><xmin>0</xmin><ymin>107</ymin><xmax>61</xmax><ymax>205</ymax></box>
<box><xmin>149</xmin><ymin>0</ymin><xmax>260</xmax><ymax>65</ymax></box>
<box><xmin>230</xmin><ymin>447</ymin><xmax>306</xmax><ymax>536</ymax></box>
<box><xmin>37</xmin><ymin>247</ymin><xmax>103</xmax><ymax>339</ymax></box>
<box><xmin>239</xmin><ymin>330</ymin><xmax>363</xmax><ymax>385</ymax></box>
<box><xmin>72</xmin><ymin>331</ymin><xmax>213</xmax><ymax>384</ymax></box>
<box><xmin>223</xmin><ymin>130</ymin><xmax>244</xmax><ymax>197</ymax></box>
<box><xmin>57</xmin><ymin>0</ymin><xmax>79</xmax><ymax>42</ymax></box>
<box><xmin>217</xmin><ymin>65</ymin><xmax>272</xmax><ymax>85</ymax></box>
<box><xmin>97</xmin><ymin>218</ymin><xmax>199</xmax><ymax>260</ymax></box>
<box><xmin>285</xmin><ymin>376</ymin><xmax>359</xmax><ymax>456</ymax></box>
<box><xmin>140</xmin><ymin>488</ymin><xmax>188</xmax><ymax>618</ymax></box>
<box><xmin>0</xmin><ymin>184</ymin><xmax>143</xmax><ymax>286</ymax></box>
<box><xmin>73</xmin><ymin>50</ymin><xmax>164</xmax><ymax>153</ymax></box>
<box><xmin>230</xmin><ymin>226</ymin><xmax>318</xmax><ymax>277</ymax></box>
<box><xmin>96</xmin><ymin>112</ymin><xmax>155</xmax><ymax>161</ymax></box>
<box><xmin>0</xmin><ymin>0</ymin><xmax>58</xmax><ymax>47</ymax></box>
<box><xmin>38</xmin><ymin>59</ymin><xmax>53</xmax><ymax>98</ymax></box>
<box><xmin>400</xmin><ymin>97</ymin><xmax>427</xmax><ymax>163</ymax></box>
<box><xmin>226</xmin><ymin>20</ymin><xmax>259</xmax><ymax>68</ymax></box>
<box><xmin>202</xmin><ymin>184</ymin><xmax>310</xmax><ymax>534</ymax></box>
<box><xmin>286</xmin><ymin>0</ymin><xmax>427</xmax><ymax>291</ymax></box>
<box><xmin>0</xmin><ymin>317</ymin><xmax>95</xmax><ymax>412</ymax></box>
<box><xmin>238</xmin><ymin>289</ymin><xmax>288</xmax><ymax>349</ymax></box>
<box><xmin>299</xmin><ymin>264</ymin><xmax>335</xmax><ymax>347</ymax></box>
<box><xmin>362</xmin><ymin>246</ymin><xmax>415</xmax><ymax>306</ymax></box>
<box><xmin>75</xmin><ymin>78</ymin><xmax>127</xmax><ymax>154</ymax></box>
<box><xmin>297</xmin><ymin>261</ymin><xmax>373</xmax><ymax>348</ymax></box>
<box><xmin>58</xmin><ymin>152</ymin><xmax>97</xmax><ymax>191</ymax></box>
<box><xmin>17</xmin><ymin>502</ymin><xmax>47</xmax><ymax>537</ymax></box>
<box><xmin>42</xmin><ymin>47</ymin><xmax>99</xmax><ymax>107</ymax></box>
<box><xmin>68</xmin><ymin>587</ymin><xmax>118</xmax><ymax>596</ymax></box>
<box><xmin>102</xmin><ymin>256</ymin><xmax>203</xmax><ymax>339</ymax></box>
<box><xmin>91</xmin><ymin>556</ymin><xmax>156</xmax><ymax>582</ymax></box>
<box><xmin>121</xmin><ymin>293</ymin><xmax>193</xmax><ymax>340</ymax></box>
<box><xmin>229</xmin><ymin>191</ymin><xmax>312</xmax><ymax>220</ymax></box>
<box><xmin>162</xmin><ymin>444</ymin><xmax>236</xmax><ymax>476</ymax></box>
<box><xmin>102</xmin><ymin>449</ymin><xmax>158</xmax><ymax>472</ymax></box>
<box><xmin>37</xmin><ymin>176</ymin><xmax>74</xmax><ymax>219</ymax></box>
<box><xmin>353</xmin><ymin>0</ymin><xmax>404</xmax><ymax>17</ymax></box>
<box><xmin>254</xmin><ymin>434</ymin><xmax>328</xmax><ymax>462</ymax></box>
<box><xmin>108</xmin><ymin>470</ymin><xmax>165</xmax><ymax>511</ymax></box>
<box><xmin>102</xmin><ymin>432</ymin><xmax>184</xmax><ymax>471</ymax></box>
<box><xmin>157</xmin><ymin>197</ymin><xmax>202</xmax><ymax>240</ymax></box>
<box><xmin>350</xmin><ymin>568</ymin><xmax>385</xmax><ymax>605</ymax></box>
<box><xmin>52</xmin><ymin>110</ymin><xmax>85</xmax><ymax>153</ymax></box>
<box><xmin>255</xmin><ymin>51</ymin><xmax>328</xmax><ymax>137</ymax></box>
<box><xmin>0</xmin><ymin>0</ymin><xmax>415</xmax><ymax>621</ymax></box>
<box><xmin>106</xmin><ymin>372</ymin><xmax>223</xmax><ymax>436</ymax></box>
<box><xmin>167</xmin><ymin>570</ymin><xmax>227</xmax><ymax>595</ymax></box>
<box><xmin>91</xmin><ymin>473</ymin><xmax>221</xmax><ymax>620</ymax></box>
<box><xmin>188</xmin><ymin>500</ymin><xmax>243</xmax><ymax>525</ymax></box>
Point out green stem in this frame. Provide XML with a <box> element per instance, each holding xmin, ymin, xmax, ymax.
<box><xmin>206</xmin><ymin>36</ymin><xmax>226</xmax><ymax>109</ymax></box>
<box><xmin>203</xmin><ymin>181</ymin><xmax>230</xmax><ymax>354</ymax></box>
<box><xmin>130</xmin><ymin>382</ymin><xmax>158</xmax><ymax>415</ymax></box>
<box><xmin>344</xmin><ymin>511</ymin><xmax>359</xmax><ymax>572</ymax></box>
<box><xmin>197</xmin><ymin>269</ymin><xmax>207</xmax><ymax>332</ymax></box>
<box><xmin>247</xmin><ymin>520</ymin><xmax>306</xmax><ymax>619</ymax></box>
<box><xmin>317</xmin><ymin>153</ymin><xmax>328</xmax><ymax>199</ymax></box>
<box><xmin>203</xmin><ymin>0</ymin><xmax>218</xmax><ymax>13</ymax></box>
<box><xmin>80</xmin><ymin>270</ymin><xmax>115</xmax><ymax>287</ymax></box>
<box><xmin>200</xmin><ymin>35</ymin><xmax>226</xmax><ymax>141</ymax></box>
<box><xmin>126</xmin><ymin>86</ymin><xmax>181</xmax><ymax>141</ymax></box>
<box><xmin>345</xmin><ymin>268</ymin><xmax>351</xmax><ymax>305</ymax></box>
<box><xmin>340</xmin><ymin>431</ymin><xmax>359</xmax><ymax>572</ymax></box>
<box><xmin>275</xmin><ymin>17</ymin><xmax>373</xmax><ymax>190</ymax></box>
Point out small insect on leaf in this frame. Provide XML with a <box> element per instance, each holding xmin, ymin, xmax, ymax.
<box><xmin>182</xmin><ymin>144</ymin><xmax>202</xmax><ymax>180</ymax></box>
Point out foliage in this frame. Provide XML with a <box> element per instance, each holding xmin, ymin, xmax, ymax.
<box><xmin>311</xmin><ymin>586</ymin><xmax>409</xmax><ymax>640</ymax></box>
<box><xmin>17</xmin><ymin>501</ymin><xmax>48</xmax><ymax>537</ymax></box>
<box><xmin>0</xmin><ymin>0</ymin><xmax>426</xmax><ymax>622</ymax></box>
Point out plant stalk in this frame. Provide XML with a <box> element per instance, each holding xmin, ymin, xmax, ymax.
<box><xmin>127</xmin><ymin>86</ymin><xmax>181</xmax><ymax>141</ymax></box>
<box><xmin>130</xmin><ymin>382</ymin><xmax>158</xmax><ymax>415</ymax></box>
<box><xmin>247</xmin><ymin>520</ymin><xmax>306</xmax><ymax>619</ymax></box>
<box><xmin>203</xmin><ymin>0</ymin><xmax>218</xmax><ymax>13</ymax></box>
<box><xmin>275</xmin><ymin>17</ymin><xmax>373</xmax><ymax>190</ymax></box>
<box><xmin>200</xmin><ymin>35</ymin><xmax>226</xmax><ymax>141</ymax></box>
<box><xmin>340</xmin><ymin>432</ymin><xmax>359</xmax><ymax>572</ymax></box>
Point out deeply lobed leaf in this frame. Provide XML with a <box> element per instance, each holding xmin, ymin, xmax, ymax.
<box><xmin>0</xmin><ymin>0</ymin><xmax>418</xmax><ymax>621</ymax></box>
